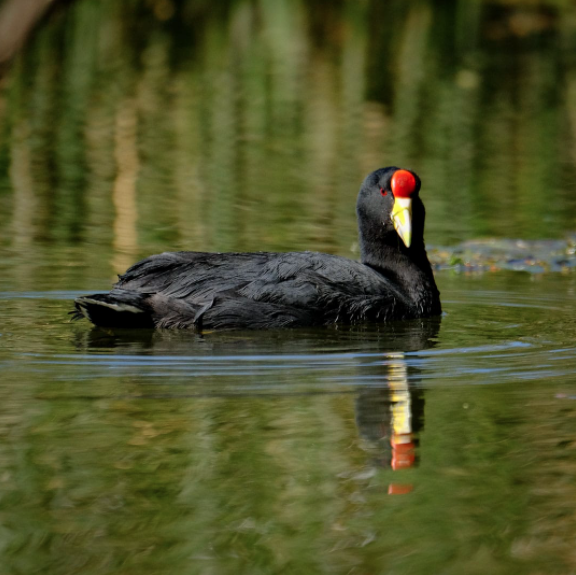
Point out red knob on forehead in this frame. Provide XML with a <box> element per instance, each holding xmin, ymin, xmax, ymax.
<box><xmin>391</xmin><ymin>170</ymin><xmax>417</xmax><ymax>198</ymax></box>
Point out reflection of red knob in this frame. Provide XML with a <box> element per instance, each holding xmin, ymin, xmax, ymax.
<box><xmin>388</xmin><ymin>483</ymin><xmax>414</xmax><ymax>495</ymax></box>
<box><xmin>389</xmin><ymin>434</ymin><xmax>415</xmax><ymax>494</ymax></box>
<box><xmin>390</xmin><ymin>433</ymin><xmax>415</xmax><ymax>470</ymax></box>
<box><xmin>391</xmin><ymin>448</ymin><xmax>415</xmax><ymax>470</ymax></box>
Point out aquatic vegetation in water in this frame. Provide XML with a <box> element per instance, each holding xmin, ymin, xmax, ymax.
<box><xmin>430</xmin><ymin>235</ymin><xmax>576</xmax><ymax>274</ymax></box>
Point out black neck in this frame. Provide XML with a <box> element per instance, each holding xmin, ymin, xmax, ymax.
<box><xmin>360</xmin><ymin>235</ymin><xmax>441</xmax><ymax>316</ymax></box>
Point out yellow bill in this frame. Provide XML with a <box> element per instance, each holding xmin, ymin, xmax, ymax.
<box><xmin>391</xmin><ymin>197</ymin><xmax>412</xmax><ymax>248</ymax></box>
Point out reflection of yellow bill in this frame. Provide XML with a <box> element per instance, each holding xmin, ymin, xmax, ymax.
<box><xmin>391</xmin><ymin>197</ymin><xmax>412</xmax><ymax>248</ymax></box>
<box><xmin>388</xmin><ymin>352</ymin><xmax>411</xmax><ymax>436</ymax></box>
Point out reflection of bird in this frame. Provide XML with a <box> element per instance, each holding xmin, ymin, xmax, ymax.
<box><xmin>356</xmin><ymin>353</ymin><xmax>425</xmax><ymax>471</ymax></box>
<box><xmin>74</xmin><ymin>167</ymin><xmax>441</xmax><ymax>330</ymax></box>
<box><xmin>354</xmin><ymin>319</ymin><xmax>438</xmax><ymax>476</ymax></box>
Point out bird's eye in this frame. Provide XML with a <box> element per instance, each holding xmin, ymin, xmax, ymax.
<box><xmin>380</xmin><ymin>188</ymin><xmax>388</xmax><ymax>196</ymax></box>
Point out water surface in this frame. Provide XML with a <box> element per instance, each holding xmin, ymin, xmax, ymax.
<box><xmin>1</xmin><ymin>2</ymin><xmax>576</xmax><ymax>574</ymax></box>
<box><xmin>1</xmin><ymin>270</ymin><xmax>576</xmax><ymax>574</ymax></box>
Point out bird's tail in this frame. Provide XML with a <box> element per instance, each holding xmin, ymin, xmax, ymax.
<box><xmin>73</xmin><ymin>290</ymin><xmax>154</xmax><ymax>328</ymax></box>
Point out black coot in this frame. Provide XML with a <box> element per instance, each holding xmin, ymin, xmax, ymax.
<box><xmin>74</xmin><ymin>167</ymin><xmax>441</xmax><ymax>330</ymax></box>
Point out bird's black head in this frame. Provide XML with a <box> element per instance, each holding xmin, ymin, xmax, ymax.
<box><xmin>356</xmin><ymin>166</ymin><xmax>425</xmax><ymax>259</ymax></box>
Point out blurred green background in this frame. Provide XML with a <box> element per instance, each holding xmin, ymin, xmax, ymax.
<box><xmin>1</xmin><ymin>4</ymin><xmax>576</xmax><ymax>575</ymax></box>
<box><xmin>1</xmin><ymin>0</ymin><xmax>576</xmax><ymax>284</ymax></box>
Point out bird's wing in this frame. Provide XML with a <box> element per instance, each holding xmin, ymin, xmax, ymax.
<box><xmin>116</xmin><ymin>251</ymin><xmax>270</xmax><ymax>295</ymax></box>
<box><xmin>115</xmin><ymin>251</ymin><xmax>410</xmax><ymax>329</ymax></box>
<box><xmin>239</xmin><ymin>251</ymin><xmax>410</xmax><ymax>324</ymax></box>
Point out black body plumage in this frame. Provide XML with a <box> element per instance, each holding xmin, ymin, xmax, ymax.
<box><xmin>74</xmin><ymin>167</ymin><xmax>441</xmax><ymax>330</ymax></box>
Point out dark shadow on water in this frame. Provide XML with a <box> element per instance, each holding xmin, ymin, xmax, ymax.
<box><xmin>72</xmin><ymin>317</ymin><xmax>441</xmax><ymax>356</ymax></box>
<box><xmin>73</xmin><ymin>317</ymin><xmax>441</xmax><ymax>490</ymax></box>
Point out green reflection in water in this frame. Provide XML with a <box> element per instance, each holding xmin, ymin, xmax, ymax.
<box><xmin>1</xmin><ymin>0</ymin><xmax>576</xmax><ymax>270</ymax></box>
<box><xmin>0</xmin><ymin>273</ymin><xmax>575</xmax><ymax>574</ymax></box>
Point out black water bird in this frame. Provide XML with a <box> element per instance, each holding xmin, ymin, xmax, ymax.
<box><xmin>73</xmin><ymin>167</ymin><xmax>441</xmax><ymax>330</ymax></box>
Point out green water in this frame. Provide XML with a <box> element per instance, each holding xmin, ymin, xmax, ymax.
<box><xmin>1</xmin><ymin>272</ymin><xmax>576</xmax><ymax>574</ymax></box>
<box><xmin>1</xmin><ymin>1</ymin><xmax>576</xmax><ymax>574</ymax></box>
